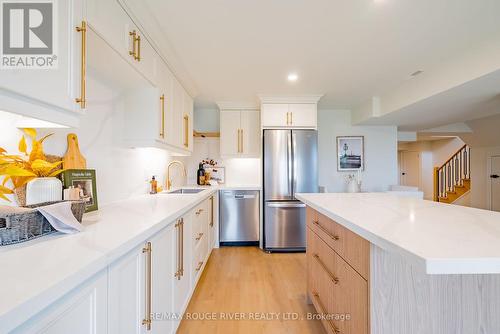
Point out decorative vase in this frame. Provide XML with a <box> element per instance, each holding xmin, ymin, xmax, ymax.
<box><xmin>25</xmin><ymin>177</ymin><xmax>63</xmax><ymax>205</ymax></box>
<box><xmin>347</xmin><ymin>180</ymin><xmax>361</xmax><ymax>193</ymax></box>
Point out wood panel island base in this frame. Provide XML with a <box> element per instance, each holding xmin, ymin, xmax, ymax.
<box><xmin>298</xmin><ymin>193</ymin><xmax>500</xmax><ymax>334</ymax></box>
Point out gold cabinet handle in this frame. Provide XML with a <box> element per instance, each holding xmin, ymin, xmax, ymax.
<box><xmin>129</xmin><ymin>30</ymin><xmax>137</xmax><ymax>58</ymax></box>
<box><xmin>313</xmin><ymin>253</ymin><xmax>339</xmax><ymax>284</ymax></box>
<box><xmin>159</xmin><ymin>94</ymin><xmax>165</xmax><ymax>139</ymax></box>
<box><xmin>240</xmin><ymin>129</ymin><xmax>244</xmax><ymax>153</ymax></box>
<box><xmin>183</xmin><ymin>115</ymin><xmax>189</xmax><ymax>148</ymax></box>
<box><xmin>286</xmin><ymin>112</ymin><xmax>289</xmax><ymax>125</ymax></box>
<box><xmin>75</xmin><ymin>21</ymin><xmax>87</xmax><ymax>108</ymax></box>
<box><xmin>174</xmin><ymin>219</ymin><xmax>182</xmax><ymax>280</ymax></box>
<box><xmin>312</xmin><ymin>292</ymin><xmax>341</xmax><ymax>334</ymax></box>
<box><xmin>136</xmin><ymin>35</ymin><xmax>141</xmax><ymax>61</ymax></box>
<box><xmin>236</xmin><ymin>129</ymin><xmax>239</xmax><ymax>153</ymax></box>
<box><xmin>209</xmin><ymin>196</ymin><xmax>214</xmax><ymax>227</ymax></box>
<box><xmin>196</xmin><ymin>232</ymin><xmax>204</xmax><ymax>241</ymax></box>
<box><xmin>313</xmin><ymin>221</ymin><xmax>340</xmax><ymax>241</ymax></box>
<box><xmin>142</xmin><ymin>242</ymin><xmax>152</xmax><ymax>330</ymax></box>
<box><xmin>195</xmin><ymin>208</ymin><xmax>204</xmax><ymax>215</ymax></box>
<box><xmin>196</xmin><ymin>261</ymin><xmax>204</xmax><ymax>272</ymax></box>
<box><xmin>290</xmin><ymin>112</ymin><xmax>293</xmax><ymax>125</ymax></box>
<box><xmin>180</xmin><ymin>219</ymin><xmax>184</xmax><ymax>276</ymax></box>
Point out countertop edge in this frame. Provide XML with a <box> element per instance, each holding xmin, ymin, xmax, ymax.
<box><xmin>297</xmin><ymin>193</ymin><xmax>500</xmax><ymax>275</ymax></box>
<box><xmin>297</xmin><ymin>194</ymin><xmax>434</xmax><ymax>275</ymax></box>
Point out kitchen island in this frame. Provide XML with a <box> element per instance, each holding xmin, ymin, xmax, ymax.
<box><xmin>296</xmin><ymin>192</ymin><xmax>500</xmax><ymax>334</ymax></box>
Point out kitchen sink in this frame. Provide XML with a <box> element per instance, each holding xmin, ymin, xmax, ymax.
<box><xmin>166</xmin><ymin>188</ymin><xmax>205</xmax><ymax>194</ymax></box>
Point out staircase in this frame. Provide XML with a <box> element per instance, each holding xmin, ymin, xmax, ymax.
<box><xmin>434</xmin><ymin>145</ymin><xmax>471</xmax><ymax>204</ymax></box>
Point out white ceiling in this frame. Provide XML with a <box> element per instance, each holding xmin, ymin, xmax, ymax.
<box><xmin>360</xmin><ymin>69</ymin><xmax>500</xmax><ymax>131</ymax></box>
<box><xmin>142</xmin><ymin>0</ymin><xmax>500</xmax><ymax>110</ymax></box>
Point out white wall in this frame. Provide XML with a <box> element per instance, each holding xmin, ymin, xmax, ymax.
<box><xmin>398</xmin><ymin>137</ymin><xmax>466</xmax><ymax>200</ymax></box>
<box><xmin>318</xmin><ymin>110</ymin><xmax>398</xmax><ymax>193</ymax></box>
<box><xmin>194</xmin><ymin>107</ymin><xmax>219</xmax><ymax>132</ymax></box>
<box><xmin>0</xmin><ymin>74</ymin><xmax>176</xmax><ymax>206</ymax></box>
<box><xmin>185</xmin><ymin>138</ymin><xmax>260</xmax><ymax>186</ymax></box>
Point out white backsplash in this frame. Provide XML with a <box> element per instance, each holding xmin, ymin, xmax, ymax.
<box><xmin>186</xmin><ymin>138</ymin><xmax>261</xmax><ymax>186</ymax></box>
<box><xmin>0</xmin><ymin>74</ymin><xmax>181</xmax><ymax>206</ymax></box>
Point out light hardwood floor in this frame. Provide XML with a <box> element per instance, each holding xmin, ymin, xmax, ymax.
<box><xmin>178</xmin><ymin>247</ymin><xmax>325</xmax><ymax>334</ymax></box>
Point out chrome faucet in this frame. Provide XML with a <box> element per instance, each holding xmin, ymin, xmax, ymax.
<box><xmin>166</xmin><ymin>160</ymin><xmax>187</xmax><ymax>190</ymax></box>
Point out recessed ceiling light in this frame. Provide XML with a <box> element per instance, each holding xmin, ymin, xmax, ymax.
<box><xmin>287</xmin><ymin>73</ymin><xmax>298</xmax><ymax>82</ymax></box>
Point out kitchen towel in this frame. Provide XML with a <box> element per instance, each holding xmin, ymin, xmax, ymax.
<box><xmin>37</xmin><ymin>201</ymin><xmax>84</xmax><ymax>233</ymax></box>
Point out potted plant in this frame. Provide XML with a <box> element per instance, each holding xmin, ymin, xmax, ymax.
<box><xmin>0</xmin><ymin>128</ymin><xmax>65</xmax><ymax>205</ymax></box>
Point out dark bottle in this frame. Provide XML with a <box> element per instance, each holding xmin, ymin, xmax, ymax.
<box><xmin>197</xmin><ymin>163</ymin><xmax>206</xmax><ymax>185</ymax></box>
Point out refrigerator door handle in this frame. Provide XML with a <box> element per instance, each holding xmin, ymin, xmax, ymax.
<box><xmin>267</xmin><ymin>203</ymin><xmax>306</xmax><ymax>208</ymax></box>
<box><xmin>292</xmin><ymin>132</ymin><xmax>297</xmax><ymax>197</ymax></box>
<box><xmin>287</xmin><ymin>132</ymin><xmax>293</xmax><ymax>197</ymax></box>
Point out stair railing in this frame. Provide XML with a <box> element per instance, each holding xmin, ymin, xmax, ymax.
<box><xmin>433</xmin><ymin>145</ymin><xmax>470</xmax><ymax>202</ymax></box>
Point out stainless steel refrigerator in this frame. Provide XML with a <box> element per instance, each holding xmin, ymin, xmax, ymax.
<box><xmin>263</xmin><ymin>129</ymin><xmax>318</xmax><ymax>251</ymax></box>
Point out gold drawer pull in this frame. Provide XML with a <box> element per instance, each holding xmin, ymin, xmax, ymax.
<box><xmin>312</xmin><ymin>292</ymin><xmax>341</xmax><ymax>334</ymax></box>
<box><xmin>142</xmin><ymin>242</ymin><xmax>152</xmax><ymax>330</ymax></box>
<box><xmin>196</xmin><ymin>261</ymin><xmax>204</xmax><ymax>271</ymax></box>
<box><xmin>313</xmin><ymin>221</ymin><xmax>340</xmax><ymax>241</ymax></box>
<box><xmin>313</xmin><ymin>253</ymin><xmax>339</xmax><ymax>284</ymax></box>
<box><xmin>195</xmin><ymin>232</ymin><xmax>204</xmax><ymax>241</ymax></box>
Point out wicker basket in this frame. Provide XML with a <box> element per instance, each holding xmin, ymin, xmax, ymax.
<box><xmin>0</xmin><ymin>201</ymin><xmax>85</xmax><ymax>246</ymax></box>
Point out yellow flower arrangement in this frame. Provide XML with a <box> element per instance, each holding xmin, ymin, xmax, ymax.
<box><xmin>0</xmin><ymin>128</ymin><xmax>64</xmax><ymax>202</ymax></box>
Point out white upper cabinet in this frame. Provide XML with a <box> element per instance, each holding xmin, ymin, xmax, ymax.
<box><xmin>0</xmin><ymin>0</ymin><xmax>85</xmax><ymax>127</ymax></box>
<box><xmin>86</xmin><ymin>0</ymin><xmax>157</xmax><ymax>85</ymax></box>
<box><xmin>261</xmin><ymin>103</ymin><xmax>317</xmax><ymax>128</ymax></box>
<box><xmin>220</xmin><ymin>110</ymin><xmax>241</xmax><ymax>157</ymax></box>
<box><xmin>259</xmin><ymin>95</ymin><xmax>322</xmax><ymax>129</ymax></box>
<box><xmin>220</xmin><ymin>109</ymin><xmax>260</xmax><ymax>158</ymax></box>
<box><xmin>288</xmin><ymin>103</ymin><xmax>317</xmax><ymax>127</ymax></box>
<box><xmin>240</xmin><ymin>110</ymin><xmax>261</xmax><ymax>156</ymax></box>
<box><xmin>261</xmin><ymin>104</ymin><xmax>289</xmax><ymax>127</ymax></box>
<box><xmin>121</xmin><ymin>60</ymin><xmax>193</xmax><ymax>155</ymax></box>
<box><xmin>183</xmin><ymin>90</ymin><xmax>194</xmax><ymax>153</ymax></box>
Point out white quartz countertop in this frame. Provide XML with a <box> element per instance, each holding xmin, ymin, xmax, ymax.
<box><xmin>0</xmin><ymin>187</ymin><xmax>223</xmax><ymax>332</ymax></box>
<box><xmin>296</xmin><ymin>193</ymin><xmax>500</xmax><ymax>275</ymax></box>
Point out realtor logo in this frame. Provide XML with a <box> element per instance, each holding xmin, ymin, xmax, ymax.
<box><xmin>1</xmin><ymin>0</ymin><xmax>58</xmax><ymax>69</ymax></box>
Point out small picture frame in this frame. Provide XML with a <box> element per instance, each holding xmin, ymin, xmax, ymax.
<box><xmin>337</xmin><ymin>136</ymin><xmax>364</xmax><ymax>171</ymax></box>
<box><xmin>61</xmin><ymin>169</ymin><xmax>98</xmax><ymax>212</ymax></box>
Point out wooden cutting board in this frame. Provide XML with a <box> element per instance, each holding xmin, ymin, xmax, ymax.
<box><xmin>63</xmin><ymin>133</ymin><xmax>87</xmax><ymax>169</ymax></box>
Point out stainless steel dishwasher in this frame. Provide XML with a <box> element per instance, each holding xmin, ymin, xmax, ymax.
<box><xmin>219</xmin><ymin>190</ymin><xmax>260</xmax><ymax>246</ymax></box>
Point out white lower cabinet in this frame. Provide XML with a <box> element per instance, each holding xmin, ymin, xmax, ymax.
<box><xmin>208</xmin><ymin>194</ymin><xmax>218</xmax><ymax>250</ymax></box>
<box><xmin>11</xmin><ymin>271</ymin><xmax>108</xmax><ymax>334</ymax></box>
<box><xmin>12</xmin><ymin>196</ymin><xmax>216</xmax><ymax>334</ymax></box>
<box><xmin>173</xmin><ymin>214</ymin><xmax>192</xmax><ymax>332</ymax></box>
<box><xmin>108</xmin><ymin>243</ymin><xmax>147</xmax><ymax>334</ymax></box>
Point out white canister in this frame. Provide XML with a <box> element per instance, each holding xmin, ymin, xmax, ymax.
<box><xmin>26</xmin><ymin>177</ymin><xmax>63</xmax><ymax>205</ymax></box>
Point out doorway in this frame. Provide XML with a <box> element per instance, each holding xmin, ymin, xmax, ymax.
<box><xmin>399</xmin><ymin>151</ymin><xmax>421</xmax><ymax>188</ymax></box>
<box><xmin>491</xmin><ymin>156</ymin><xmax>500</xmax><ymax>212</ymax></box>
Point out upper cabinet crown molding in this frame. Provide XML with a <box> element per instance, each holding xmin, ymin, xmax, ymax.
<box><xmin>216</xmin><ymin>101</ymin><xmax>259</xmax><ymax>111</ymax></box>
<box><xmin>257</xmin><ymin>94</ymin><xmax>323</xmax><ymax>104</ymax></box>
